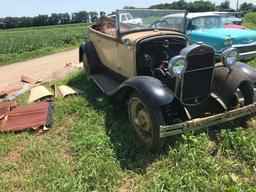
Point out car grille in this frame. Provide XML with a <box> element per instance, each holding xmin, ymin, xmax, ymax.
<box><xmin>235</xmin><ymin>44</ymin><xmax>256</xmax><ymax>54</ymax></box>
<box><xmin>181</xmin><ymin>45</ymin><xmax>215</xmax><ymax>104</ymax></box>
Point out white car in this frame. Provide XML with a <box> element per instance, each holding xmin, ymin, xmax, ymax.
<box><xmin>109</xmin><ymin>13</ymin><xmax>143</xmax><ymax>25</ymax></box>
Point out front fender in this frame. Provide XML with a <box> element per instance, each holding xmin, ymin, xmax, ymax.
<box><xmin>213</xmin><ymin>64</ymin><xmax>254</xmax><ymax>108</ymax></box>
<box><xmin>233</xmin><ymin>62</ymin><xmax>256</xmax><ymax>82</ymax></box>
<box><xmin>115</xmin><ymin>76</ymin><xmax>174</xmax><ymax>107</ymax></box>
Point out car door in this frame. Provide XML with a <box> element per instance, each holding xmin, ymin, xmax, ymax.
<box><xmin>186</xmin><ymin>17</ymin><xmax>204</xmax><ymax>45</ymax></box>
<box><xmin>90</xmin><ymin>30</ymin><xmax>121</xmax><ymax>73</ymax></box>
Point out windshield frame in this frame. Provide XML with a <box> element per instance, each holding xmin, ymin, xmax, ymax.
<box><xmin>116</xmin><ymin>9</ymin><xmax>188</xmax><ymax>36</ymax></box>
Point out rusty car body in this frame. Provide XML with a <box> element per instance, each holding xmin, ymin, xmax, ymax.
<box><xmin>79</xmin><ymin>9</ymin><xmax>256</xmax><ymax>152</ymax></box>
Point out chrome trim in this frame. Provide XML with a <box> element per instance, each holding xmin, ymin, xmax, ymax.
<box><xmin>233</xmin><ymin>43</ymin><xmax>256</xmax><ymax>48</ymax></box>
<box><xmin>239</xmin><ymin>50</ymin><xmax>256</xmax><ymax>56</ymax></box>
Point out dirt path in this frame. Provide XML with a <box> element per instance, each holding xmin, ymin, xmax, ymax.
<box><xmin>0</xmin><ymin>49</ymin><xmax>80</xmax><ymax>90</ymax></box>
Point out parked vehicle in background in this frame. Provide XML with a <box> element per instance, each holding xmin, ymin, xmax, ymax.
<box><xmin>161</xmin><ymin>12</ymin><xmax>256</xmax><ymax>61</ymax></box>
<box><xmin>212</xmin><ymin>12</ymin><xmax>243</xmax><ymax>25</ymax></box>
<box><xmin>109</xmin><ymin>12</ymin><xmax>143</xmax><ymax>25</ymax></box>
<box><xmin>224</xmin><ymin>23</ymin><xmax>247</xmax><ymax>30</ymax></box>
<box><xmin>79</xmin><ymin>9</ymin><xmax>256</xmax><ymax>152</ymax></box>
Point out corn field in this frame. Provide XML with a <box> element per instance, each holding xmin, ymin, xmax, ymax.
<box><xmin>0</xmin><ymin>24</ymin><xmax>88</xmax><ymax>65</ymax></box>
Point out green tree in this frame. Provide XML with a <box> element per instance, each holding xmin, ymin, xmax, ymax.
<box><xmin>49</xmin><ymin>13</ymin><xmax>60</xmax><ymax>25</ymax></box>
<box><xmin>32</xmin><ymin>15</ymin><xmax>49</xmax><ymax>26</ymax></box>
<box><xmin>189</xmin><ymin>1</ymin><xmax>216</xmax><ymax>12</ymax></box>
<box><xmin>3</xmin><ymin>17</ymin><xmax>19</xmax><ymax>28</ymax></box>
<box><xmin>0</xmin><ymin>18</ymin><xmax>4</xmax><ymax>28</ymax></box>
<box><xmin>19</xmin><ymin>17</ymin><xmax>33</xmax><ymax>27</ymax></box>
<box><xmin>72</xmin><ymin>11</ymin><xmax>89</xmax><ymax>23</ymax></box>
<box><xmin>149</xmin><ymin>0</ymin><xmax>216</xmax><ymax>12</ymax></box>
<box><xmin>219</xmin><ymin>0</ymin><xmax>230</xmax><ymax>9</ymax></box>
<box><xmin>89</xmin><ymin>11</ymin><xmax>98</xmax><ymax>22</ymax></box>
<box><xmin>59</xmin><ymin>13</ymin><xmax>71</xmax><ymax>24</ymax></box>
<box><xmin>240</xmin><ymin>2</ymin><xmax>254</xmax><ymax>12</ymax></box>
<box><xmin>100</xmin><ymin>11</ymin><xmax>106</xmax><ymax>17</ymax></box>
<box><xmin>123</xmin><ymin>6</ymin><xmax>136</xmax><ymax>9</ymax></box>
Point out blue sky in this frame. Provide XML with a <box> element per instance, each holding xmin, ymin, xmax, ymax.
<box><xmin>0</xmin><ymin>0</ymin><xmax>255</xmax><ymax>17</ymax></box>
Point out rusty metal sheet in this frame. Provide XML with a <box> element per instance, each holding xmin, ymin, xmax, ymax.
<box><xmin>0</xmin><ymin>84</ymin><xmax>30</xmax><ymax>103</ymax></box>
<box><xmin>0</xmin><ymin>84</ymin><xmax>23</xmax><ymax>98</ymax></box>
<box><xmin>1</xmin><ymin>102</ymin><xmax>53</xmax><ymax>133</ymax></box>
<box><xmin>21</xmin><ymin>74</ymin><xmax>42</xmax><ymax>84</ymax></box>
<box><xmin>0</xmin><ymin>101</ymin><xmax>16</xmax><ymax>120</ymax></box>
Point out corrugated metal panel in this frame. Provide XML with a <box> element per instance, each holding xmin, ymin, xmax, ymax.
<box><xmin>0</xmin><ymin>101</ymin><xmax>16</xmax><ymax>120</ymax></box>
<box><xmin>1</xmin><ymin>102</ymin><xmax>52</xmax><ymax>133</ymax></box>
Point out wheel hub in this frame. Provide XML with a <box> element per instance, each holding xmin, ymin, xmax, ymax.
<box><xmin>135</xmin><ymin>110</ymin><xmax>150</xmax><ymax>131</ymax></box>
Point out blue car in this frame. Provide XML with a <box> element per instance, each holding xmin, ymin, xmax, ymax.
<box><xmin>161</xmin><ymin>13</ymin><xmax>256</xmax><ymax>60</ymax></box>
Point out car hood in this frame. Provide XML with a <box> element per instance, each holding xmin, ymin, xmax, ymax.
<box><xmin>191</xmin><ymin>28</ymin><xmax>256</xmax><ymax>44</ymax></box>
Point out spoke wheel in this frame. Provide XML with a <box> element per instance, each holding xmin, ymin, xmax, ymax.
<box><xmin>130</xmin><ymin>97</ymin><xmax>153</xmax><ymax>144</ymax></box>
<box><xmin>128</xmin><ymin>92</ymin><xmax>166</xmax><ymax>152</ymax></box>
<box><xmin>235</xmin><ymin>88</ymin><xmax>245</xmax><ymax>107</ymax></box>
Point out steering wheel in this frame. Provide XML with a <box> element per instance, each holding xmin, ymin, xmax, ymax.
<box><xmin>148</xmin><ymin>20</ymin><xmax>169</xmax><ymax>28</ymax></box>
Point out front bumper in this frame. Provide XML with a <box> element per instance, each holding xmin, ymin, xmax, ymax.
<box><xmin>160</xmin><ymin>103</ymin><xmax>256</xmax><ymax>138</ymax></box>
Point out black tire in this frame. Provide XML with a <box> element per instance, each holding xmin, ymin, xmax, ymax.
<box><xmin>83</xmin><ymin>53</ymin><xmax>91</xmax><ymax>80</ymax></box>
<box><xmin>84</xmin><ymin>41</ymin><xmax>101</xmax><ymax>75</ymax></box>
<box><xmin>235</xmin><ymin>81</ymin><xmax>254</xmax><ymax>125</ymax></box>
<box><xmin>128</xmin><ymin>92</ymin><xmax>166</xmax><ymax>152</ymax></box>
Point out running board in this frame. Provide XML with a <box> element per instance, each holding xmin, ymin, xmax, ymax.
<box><xmin>91</xmin><ymin>70</ymin><xmax>124</xmax><ymax>95</ymax></box>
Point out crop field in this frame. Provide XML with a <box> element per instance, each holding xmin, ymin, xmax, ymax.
<box><xmin>0</xmin><ymin>24</ymin><xmax>88</xmax><ymax>66</ymax></box>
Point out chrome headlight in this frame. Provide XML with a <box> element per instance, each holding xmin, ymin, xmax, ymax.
<box><xmin>168</xmin><ymin>56</ymin><xmax>187</xmax><ymax>76</ymax></box>
<box><xmin>221</xmin><ymin>48</ymin><xmax>239</xmax><ymax>67</ymax></box>
<box><xmin>224</xmin><ymin>38</ymin><xmax>234</xmax><ymax>46</ymax></box>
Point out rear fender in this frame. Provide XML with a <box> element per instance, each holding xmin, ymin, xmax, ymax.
<box><xmin>79</xmin><ymin>42</ymin><xmax>85</xmax><ymax>63</ymax></box>
<box><xmin>83</xmin><ymin>41</ymin><xmax>102</xmax><ymax>74</ymax></box>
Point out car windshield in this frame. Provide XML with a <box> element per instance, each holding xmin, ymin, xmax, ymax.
<box><xmin>188</xmin><ymin>16</ymin><xmax>223</xmax><ymax>30</ymax></box>
<box><xmin>117</xmin><ymin>9</ymin><xmax>187</xmax><ymax>34</ymax></box>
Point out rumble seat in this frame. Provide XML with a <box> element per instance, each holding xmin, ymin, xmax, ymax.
<box><xmin>95</xmin><ymin>16</ymin><xmax>117</xmax><ymax>38</ymax></box>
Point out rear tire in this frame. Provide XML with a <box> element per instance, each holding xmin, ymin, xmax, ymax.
<box><xmin>83</xmin><ymin>53</ymin><xmax>91</xmax><ymax>80</ymax></box>
<box><xmin>128</xmin><ymin>92</ymin><xmax>166</xmax><ymax>152</ymax></box>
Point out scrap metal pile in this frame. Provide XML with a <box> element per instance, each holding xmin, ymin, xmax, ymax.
<box><xmin>0</xmin><ymin>74</ymin><xmax>76</xmax><ymax>134</ymax></box>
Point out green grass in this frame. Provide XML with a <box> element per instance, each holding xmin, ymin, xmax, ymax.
<box><xmin>0</xmin><ymin>23</ymin><xmax>88</xmax><ymax>66</ymax></box>
<box><xmin>0</xmin><ymin>71</ymin><xmax>255</xmax><ymax>191</ymax></box>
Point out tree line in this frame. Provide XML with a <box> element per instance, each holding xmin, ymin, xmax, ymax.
<box><xmin>1</xmin><ymin>0</ymin><xmax>255</xmax><ymax>29</ymax></box>
<box><xmin>149</xmin><ymin>0</ymin><xmax>255</xmax><ymax>13</ymax></box>
<box><xmin>0</xmin><ymin>11</ymin><xmax>106</xmax><ymax>29</ymax></box>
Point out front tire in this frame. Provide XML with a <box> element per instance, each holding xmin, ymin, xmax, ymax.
<box><xmin>235</xmin><ymin>81</ymin><xmax>254</xmax><ymax>125</ymax></box>
<box><xmin>128</xmin><ymin>92</ymin><xmax>166</xmax><ymax>152</ymax></box>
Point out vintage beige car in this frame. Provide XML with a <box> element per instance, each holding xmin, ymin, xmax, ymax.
<box><xmin>79</xmin><ymin>9</ymin><xmax>256</xmax><ymax>152</ymax></box>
